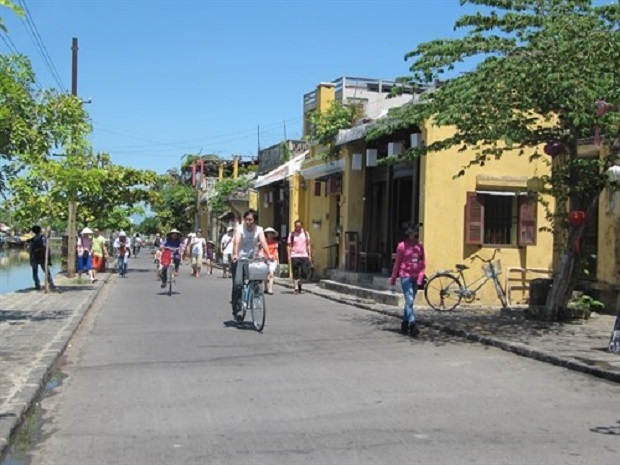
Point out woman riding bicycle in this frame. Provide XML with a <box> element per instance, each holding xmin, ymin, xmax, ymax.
<box><xmin>231</xmin><ymin>209</ymin><xmax>272</xmax><ymax>320</ymax></box>
<box><xmin>160</xmin><ymin>229</ymin><xmax>183</xmax><ymax>288</ymax></box>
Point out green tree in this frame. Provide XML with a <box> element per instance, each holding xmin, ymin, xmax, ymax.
<box><xmin>6</xmin><ymin>150</ymin><xmax>158</xmax><ymax>231</ymax></box>
<box><xmin>209</xmin><ymin>177</ymin><xmax>249</xmax><ymax>216</ymax></box>
<box><xmin>369</xmin><ymin>0</ymin><xmax>620</xmax><ymax>320</ymax></box>
<box><xmin>137</xmin><ymin>216</ymin><xmax>162</xmax><ymax>235</ymax></box>
<box><xmin>149</xmin><ymin>170</ymin><xmax>196</xmax><ymax>233</ymax></box>
<box><xmin>308</xmin><ymin>101</ymin><xmax>356</xmax><ymax>159</ymax></box>
<box><xmin>0</xmin><ymin>0</ymin><xmax>23</xmax><ymax>33</ymax></box>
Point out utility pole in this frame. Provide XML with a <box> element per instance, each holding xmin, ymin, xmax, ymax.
<box><xmin>66</xmin><ymin>37</ymin><xmax>78</xmax><ymax>278</ymax></box>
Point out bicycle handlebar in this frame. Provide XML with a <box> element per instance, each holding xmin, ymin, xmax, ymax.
<box><xmin>470</xmin><ymin>248</ymin><xmax>500</xmax><ymax>264</ymax></box>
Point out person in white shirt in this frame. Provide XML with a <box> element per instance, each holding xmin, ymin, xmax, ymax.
<box><xmin>190</xmin><ymin>230</ymin><xmax>207</xmax><ymax>278</ymax></box>
<box><xmin>220</xmin><ymin>226</ymin><xmax>234</xmax><ymax>278</ymax></box>
<box><xmin>231</xmin><ymin>209</ymin><xmax>272</xmax><ymax>320</ymax></box>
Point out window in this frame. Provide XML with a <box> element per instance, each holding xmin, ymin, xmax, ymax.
<box><xmin>465</xmin><ymin>192</ymin><xmax>537</xmax><ymax>246</ymax></box>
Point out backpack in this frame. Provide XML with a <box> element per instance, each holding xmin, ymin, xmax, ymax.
<box><xmin>288</xmin><ymin>230</ymin><xmax>309</xmax><ymax>247</ymax></box>
<box><xmin>31</xmin><ymin>234</ymin><xmax>46</xmax><ymax>263</ymax></box>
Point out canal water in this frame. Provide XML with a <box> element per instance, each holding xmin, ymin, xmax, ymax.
<box><xmin>0</xmin><ymin>247</ymin><xmax>62</xmax><ymax>294</ymax></box>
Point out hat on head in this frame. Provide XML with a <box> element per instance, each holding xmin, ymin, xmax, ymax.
<box><xmin>264</xmin><ymin>227</ymin><xmax>278</xmax><ymax>237</ymax></box>
<box><xmin>167</xmin><ymin>228</ymin><xmax>181</xmax><ymax>236</ymax></box>
<box><xmin>119</xmin><ymin>230</ymin><xmax>126</xmax><ymax>237</ymax></box>
<box><xmin>227</xmin><ymin>226</ymin><xmax>234</xmax><ymax>232</ymax></box>
<box><xmin>81</xmin><ymin>227</ymin><xmax>93</xmax><ymax>235</ymax></box>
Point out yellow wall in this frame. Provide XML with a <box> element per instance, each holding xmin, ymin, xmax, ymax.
<box><xmin>339</xmin><ymin>145</ymin><xmax>366</xmax><ymax>267</ymax></box>
<box><xmin>420</xmin><ymin>123</ymin><xmax>555</xmax><ymax>305</ymax></box>
<box><xmin>256</xmin><ymin>187</ymin><xmax>274</xmax><ymax>231</ymax></box>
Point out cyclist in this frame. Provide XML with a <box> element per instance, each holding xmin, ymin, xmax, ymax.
<box><xmin>160</xmin><ymin>229</ymin><xmax>183</xmax><ymax>288</ymax></box>
<box><xmin>231</xmin><ymin>209</ymin><xmax>272</xmax><ymax>321</ymax></box>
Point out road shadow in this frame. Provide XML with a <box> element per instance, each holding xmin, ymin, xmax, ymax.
<box><xmin>590</xmin><ymin>420</ymin><xmax>620</xmax><ymax>435</ymax></box>
<box><xmin>0</xmin><ymin>308</ymin><xmax>71</xmax><ymax>323</ymax></box>
<box><xmin>223</xmin><ymin>320</ymin><xmax>258</xmax><ymax>331</ymax></box>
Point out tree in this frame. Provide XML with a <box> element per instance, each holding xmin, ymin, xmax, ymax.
<box><xmin>209</xmin><ymin>177</ymin><xmax>249</xmax><ymax>216</ymax></box>
<box><xmin>137</xmin><ymin>216</ymin><xmax>162</xmax><ymax>235</ymax></box>
<box><xmin>307</xmin><ymin>101</ymin><xmax>356</xmax><ymax>159</ymax></box>
<box><xmin>149</xmin><ymin>170</ymin><xmax>196</xmax><ymax>233</ymax></box>
<box><xmin>369</xmin><ymin>0</ymin><xmax>619</xmax><ymax>320</ymax></box>
<box><xmin>5</xmin><ymin>150</ymin><xmax>159</xmax><ymax>232</ymax></box>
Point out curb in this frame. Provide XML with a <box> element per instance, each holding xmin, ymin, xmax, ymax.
<box><xmin>0</xmin><ymin>273</ymin><xmax>110</xmax><ymax>459</ymax></box>
<box><xmin>274</xmin><ymin>280</ymin><xmax>620</xmax><ymax>384</ymax></box>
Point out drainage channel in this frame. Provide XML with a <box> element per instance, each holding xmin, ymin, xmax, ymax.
<box><xmin>0</xmin><ymin>368</ymin><xmax>67</xmax><ymax>465</ymax></box>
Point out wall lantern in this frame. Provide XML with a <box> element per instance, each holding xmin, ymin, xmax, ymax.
<box><xmin>387</xmin><ymin>142</ymin><xmax>403</xmax><ymax>157</ymax></box>
<box><xmin>543</xmin><ymin>139</ymin><xmax>565</xmax><ymax>157</ymax></box>
<box><xmin>351</xmin><ymin>153</ymin><xmax>363</xmax><ymax>171</ymax></box>
<box><xmin>568</xmin><ymin>210</ymin><xmax>587</xmax><ymax>227</ymax></box>
<box><xmin>410</xmin><ymin>133</ymin><xmax>423</xmax><ymax>148</ymax></box>
<box><xmin>606</xmin><ymin>165</ymin><xmax>620</xmax><ymax>183</ymax></box>
<box><xmin>526</xmin><ymin>176</ymin><xmax>545</xmax><ymax>192</ymax></box>
<box><xmin>366</xmin><ymin>149</ymin><xmax>378</xmax><ymax>167</ymax></box>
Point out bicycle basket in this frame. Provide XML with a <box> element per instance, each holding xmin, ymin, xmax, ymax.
<box><xmin>248</xmin><ymin>261</ymin><xmax>269</xmax><ymax>281</ymax></box>
<box><xmin>483</xmin><ymin>260</ymin><xmax>502</xmax><ymax>278</ymax></box>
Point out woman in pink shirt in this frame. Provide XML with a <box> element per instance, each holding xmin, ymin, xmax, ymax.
<box><xmin>389</xmin><ymin>225</ymin><xmax>426</xmax><ymax>337</ymax></box>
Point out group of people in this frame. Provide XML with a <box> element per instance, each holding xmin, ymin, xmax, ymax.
<box><xmin>27</xmin><ymin>211</ymin><xmax>423</xmax><ymax>339</ymax></box>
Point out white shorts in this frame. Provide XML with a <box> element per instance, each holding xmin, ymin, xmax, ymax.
<box><xmin>268</xmin><ymin>261</ymin><xmax>278</xmax><ymax>274</ymax></box>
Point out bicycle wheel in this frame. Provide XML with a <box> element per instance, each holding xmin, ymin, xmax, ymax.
<box><xmin>424</xmin><ymin>273</ymin><xmax>463</xmax><ymax>311</ymax></box>
<box><xmin>250</xmin><ymin>283</ymin><xmax>266</xmax><ymax>332</ymax></box>
<box><xmin>168</xmin><ymin>265</ymin><xmax>173</xmax><ymax>296</ymax></box>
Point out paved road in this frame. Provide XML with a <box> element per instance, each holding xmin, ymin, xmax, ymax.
<box><xmin>25</xmin><ymin>257</ymin><xmax>620</xmax><ymax>465</ymax></box>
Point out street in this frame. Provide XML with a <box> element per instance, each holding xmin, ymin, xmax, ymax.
<box><xmin>24</xmin><ymin>255</ymin><xmax>620</xmax><ymax>465</ymax></box>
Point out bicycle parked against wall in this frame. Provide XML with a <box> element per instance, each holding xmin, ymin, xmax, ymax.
<box><xmin>424</xmin><ymin>248</ymin><xmax>508</xmax><ymax>311</ymax></box>
<box><xmin>234</xmin><ymin>258</ymin><xmax>268</xmax><ymax>332</ymax></box>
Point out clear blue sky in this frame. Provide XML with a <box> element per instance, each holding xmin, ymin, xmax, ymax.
<box><xmin>1</xmin><ymin>0</ymin><xmax>599</xmax><ymax>175</ymax></box>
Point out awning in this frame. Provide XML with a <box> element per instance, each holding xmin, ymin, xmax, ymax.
<box><xmin>299</xmin><ymin>158</ymin><xmax>345</xmax><ymax>180</ymax></box>
<box><xmin>476</xmin><ymin>190</ymin><xmax>528</xmax><ymax>196</ymax></box>
<box><xmin>253</xmin><ymin>151</ymin><xmax>308</xmax><ymax>189</ymax></box>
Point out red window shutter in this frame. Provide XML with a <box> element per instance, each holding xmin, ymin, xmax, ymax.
<box><xmin>518</xmin><ymin>195</ymin><xmax>537</xmax><ymax>246</ymax></box>
<box><xmin>314</xmin><ymin>181</ymin><xmax>322</xmax><ymax>196</ymax></box>
<box><xmin>465</xmin><ymin>192</ymin><xmax>484</xmax><ymax>245</ymax></box>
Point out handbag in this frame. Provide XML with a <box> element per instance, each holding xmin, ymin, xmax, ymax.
<box><xmin>419</xmin><ymin>274</ymin><xmax>428</xmax><ymax>290</ymax></box>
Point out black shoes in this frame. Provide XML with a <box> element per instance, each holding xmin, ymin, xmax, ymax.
<box><xmin>401</xmin><ymin>321</ymin><xmax>420</xmax><ymax>337</ymax></box>
<box><xmin>401</xmin><ymin>321</ymin><xmax>409</xmax><ymax>334</ymax></box>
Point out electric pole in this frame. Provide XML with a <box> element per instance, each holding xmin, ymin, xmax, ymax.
<box><xmin>66</xmin><ymin>37</ymin><xmax>78</xmax><ymax>278</ymax></box>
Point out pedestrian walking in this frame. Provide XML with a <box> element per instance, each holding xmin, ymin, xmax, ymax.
<box><xmin>91</xmin><ymin>228</ymin><xmax>108</xmax><ymax>277</ymax></box>
<box><xmin>286</xmin><ymin>220</ymin><xmax>312</xmax><ymax>295</ymax></box>
<box><xmin>27</xmin><ymin>225</ymin><xmax>57</xmax><ymax>292</ymax></box>
<box><xmin>205</xmin><ymin>240</ymin><xmax>216</xmax><ymax>275</ymax></box>
<box><xmin>77</xmin><ymin>227</ymin><xmax>96</xmax><ymax>284</ymax></box>
<box><xmin>262</xmin><ymin>227</ymin><xmax>279</xmax><ymax>294</ymax></box>
<box><xmin>220</xmin><ymin>226</ymin><xmax>234</xmax><ymax>278</ymax></box>
<box><xmin>190</xmin><ymin>230</ymin><xmax>207</xmax><ymax>277</ymax></box>
<box><xmin>389</xmin><ymin>225</ymin><xmax>426</xmax><ymax>337</ymax></box>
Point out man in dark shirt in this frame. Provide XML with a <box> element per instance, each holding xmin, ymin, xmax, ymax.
<box><xmin>28</xmin><ymin>225</ymin><xmax>57</xmax><ymax>292</ymax></box>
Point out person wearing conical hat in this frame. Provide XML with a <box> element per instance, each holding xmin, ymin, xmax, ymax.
<box><xmin>77</xmin><ymin>227</ymin><xmax>96</xmax><ymax>284</ymax></box>
<box><xmin>160</xmin><ymin>229</ymin><xmax>183</xmax><ymax>288</ymax></box>
<box><xmin>262</xmin><ymin>227</ymin><xmax>279</xmax><ymax>295</ymax></box>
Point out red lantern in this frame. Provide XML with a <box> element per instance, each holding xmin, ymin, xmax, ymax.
<box><xmin>568</xmin><ymin>210</ymin><xmax>586</xmax><ymax>227</ymax></box>
<box><xmin>544</xmin><ymin>139</ymin><xmax>565</xmax><ymax>157</ymax></box>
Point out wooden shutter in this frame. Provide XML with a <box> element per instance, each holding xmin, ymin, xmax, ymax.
<box><xmin>518</xmin><ymin>195</ymin><xmax>537</xmax><ymax>246</ymax></box>
<box><xmin>313</xmin><ymin>181</ymin><xmax>322</xmax><ymax>196</ymax></box>
<box><xmin>465</xmin><ymin>191</ymin><xmax>484</xmax><ymax>245</ymax></box>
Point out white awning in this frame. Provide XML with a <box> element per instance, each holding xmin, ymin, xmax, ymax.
<box><xmin>476</xmin><ymin>190</ymin><xmax>528</xmax><ymax>196</ymax></box>
<box><xmin>299</xmin><ymin>158</ymin><xmax>345</xmax><ymax>180</ymax></box>
<box><xmin>253</xmin><ymin>151</ymin><xmax>309</xmax><ymax>188</ymax></box>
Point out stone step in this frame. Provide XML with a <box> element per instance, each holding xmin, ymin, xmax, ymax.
<box><xmin>319</xmin><ymin>279</ymin><xmax>403</xmax><ymax>307</ymax></box>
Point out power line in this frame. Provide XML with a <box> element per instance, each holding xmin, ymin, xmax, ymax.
<box><xmin>15</xmin><ymin>0</ymin><xmax>65</xmax><ymax>91</ymax></box>
<box><xmin>0</xmin><ymin>30</ymin><xmax>43</xmax><ymax>90</ymax></box>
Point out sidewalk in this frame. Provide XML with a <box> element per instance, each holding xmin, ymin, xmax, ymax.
<box><xmin>275</xmin><ymin>278</ymin><xmax>620</xmax><ymax>383</ymax></box>
<box><xmin>0</xmin><ymin>271</ymin><xmax>109</xmax><ymax>456</ymax></box>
